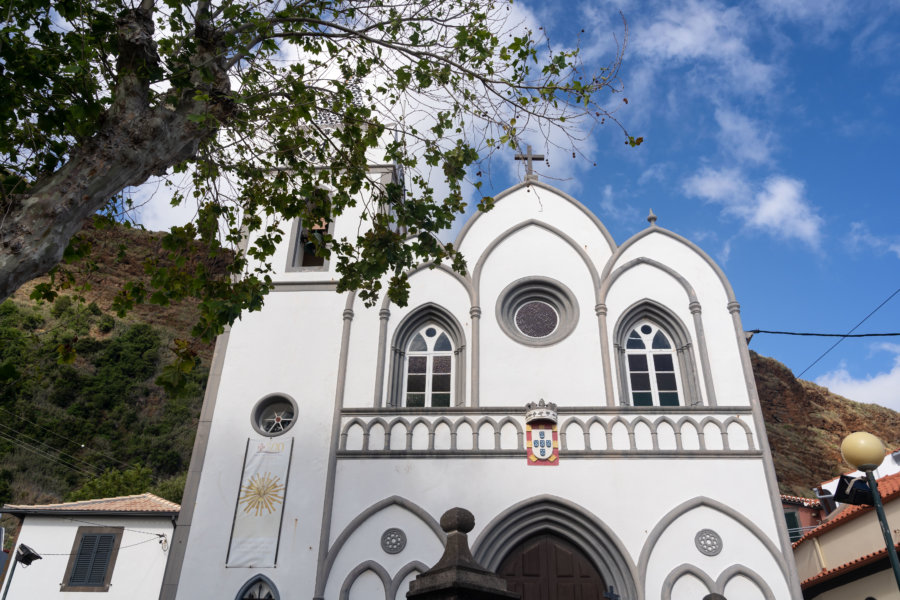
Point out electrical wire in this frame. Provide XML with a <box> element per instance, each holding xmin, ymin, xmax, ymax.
<box><xmin>796</xmin><ymin>287</ymin><xmax>900</xmax><ymax>378</ymax></box>
<box><xmin>0</xmin><ymin>421</ymin><xmax>100</xmax><ymax>475</ymax></box>
<box><xmin>0</xmin><ymin>406</ymin><xmax>130</xmax><ymax>468</ymax></box>
<box><xmin>750</xmin><ymin>330</ymin><xmax>900</xmax><ymax>337</ymax></box>
<box><xmin>0</xmin><ymin>431</ymin><xmax>97</xmax><ymax>478</ymax></box>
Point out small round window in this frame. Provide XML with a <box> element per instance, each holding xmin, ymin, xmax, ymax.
<box><xmin>496</xmin><ymin>277</ymin><xmax>579</xmax><ymax>346</ymax></box>
<box><xmin>514</xmin><ymin>301</ymin><xmax>559</xmax><ymax>338</ymax></box>
<box><xmin>251</xmin><ymin>395</ymin><xmax>297</xmax><ymax>437</ymax></box>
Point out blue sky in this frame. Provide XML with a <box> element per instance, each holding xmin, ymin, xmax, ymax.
<box><xmin>135</xmin><ymin>0</ymin><xmax>900</xmax><ymax>410</ymax></box>
<box><xmin>482</xmin><ymin>0</ymin><xmax>900</xmax><ymax>409</ymax></box>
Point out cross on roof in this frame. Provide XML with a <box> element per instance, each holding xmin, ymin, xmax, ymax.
<box><xmin>514</xmin><ymin>145</ymin><xmax>545</xmax><ymax>182</ymax></box>
<box><xmin>603</xmin><ymin>586</ymin><xmax>620</xmax><ymax>600</ymax></box>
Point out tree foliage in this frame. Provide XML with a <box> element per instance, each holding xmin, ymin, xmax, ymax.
<box><xmin>0</xmin><ymin>0</ymin><xmax>630</xmax><ymax>340</ymax></box>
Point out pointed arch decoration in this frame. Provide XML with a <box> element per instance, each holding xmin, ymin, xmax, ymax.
<box><xmin>235</xmin><ymin>574</ymin><xmax>280</xmax><ymax>600</ymax></box>
<box><xmin>338</xmin><ymin>560</ymin><xmax>391</xmax><ymax>600</ymax></box>
<box><xmin>316</xmin><ymin>495</ymin><xmax>445</xmax><ymax>598</ymax></box>
<box><xmin>637</xmin><ymin>496</ymin><xmax>792</xmax><ymax>591</ymax></box>
<box><xmin>613</xmin><ymin>298</ymin><xmax>705</xmax><ymax>407</ymax></box>
<box><xmin>384</xmin><ymin>303</ymin><xmax>467</xmax><ymax>408</ymax></box>
<box><xmin>472</xmin><ymin>495</ymin><xmax>639</xmax><ymax>600</ymax></box>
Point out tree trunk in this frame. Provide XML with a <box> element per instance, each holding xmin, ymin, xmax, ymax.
<box><xmin>0</xmin><ymin>7</ymin><xmax>230</xmax><ymax>302</ymax></box>
<box><xmin>0</xmin><ymin>110</ymin><xmax>208</xmax><ymax>301</ymax></box>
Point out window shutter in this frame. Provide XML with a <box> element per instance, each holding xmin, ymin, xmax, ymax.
<box><xmin>68</xmin><ymin>533</ymin><xmax>116</xmax><ymax>587</ymax></box>
<box><xmin>87</xmin><ymin>534</ymin><xmax>116</xmax><ymax>585</ymax></box>
<box><xmin>68</xmin><ymin>535</ymin><xmax>98</xmax><ymax>585</ymax></box>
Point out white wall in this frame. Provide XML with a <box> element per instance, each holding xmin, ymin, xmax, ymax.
<box><xmin>3</xmin><ymin>515</ymin><xmax>173</xmax><ymax>600</ymax></box>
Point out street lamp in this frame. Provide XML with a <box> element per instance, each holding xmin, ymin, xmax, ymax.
<box><xmin>1</xmin><ymin>543</ymin><xmax>42</xmax><ymax>600</ymax></box>
<box><xmin>841</xmin><ymin>431</ymin><xmax>900</xmax><ymax>592</ymax></box>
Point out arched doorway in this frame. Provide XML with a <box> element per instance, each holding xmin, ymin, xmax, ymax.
<box><xmin>498</xmin><ymin>533</ymin><xmax>607</xmax><ymax>599</ymax></box>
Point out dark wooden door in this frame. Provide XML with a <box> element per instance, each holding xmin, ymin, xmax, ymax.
<box><xmin>497</xmin><ymin>534</ymin><xmax>607</xmax><ymax>600</ymax></box>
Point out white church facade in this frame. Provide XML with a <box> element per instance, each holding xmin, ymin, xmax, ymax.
<box><xmin>161</xmin><ymin>167</ymin><xmax>803</xmax><ymax>599</ymax></box>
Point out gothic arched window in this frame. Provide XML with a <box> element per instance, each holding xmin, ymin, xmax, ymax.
<box><xmin>387</xmin><ymin>304</ymin><xmax>466</xmax><ymax>408</ymax></box>
<box><xmin>236</xmin><ymin>575</ymin><xmax>279</xmax><ymax>600</ymax></box>
<box><xmin>403</xmin><ymin>324</ymin><xmax>454</xmax><ymax>407</ymax></box>
<box><xmin>614</xmin><ymin>301</ymin><xmax>703</xmax><ymax>407</ymax></box>
<box><xmin>624</xmin><ymin>320</ymin><xmax>680</xmax><ymax>406</ymax></box>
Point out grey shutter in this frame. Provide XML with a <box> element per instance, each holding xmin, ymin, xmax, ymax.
<box><xmin>69</xmin><ymin>533</ymin><xmax>116</xmax><ymax>586</ymax></box>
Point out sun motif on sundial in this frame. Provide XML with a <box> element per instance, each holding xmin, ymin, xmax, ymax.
<box><xmin>239</xmin><ymin>472</ymin><xmax>286</xmax><ymax>516</ymax></box>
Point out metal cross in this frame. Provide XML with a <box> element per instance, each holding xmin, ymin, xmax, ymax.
<box><xmin>603</xmin><ymin>586</ymin><xmax>620</xmax><ymax>600</ymax></box>
<box><xmin>514</xmin><ymin>144</ymin><xmax>545</xmax><ymax>181</ymax></box>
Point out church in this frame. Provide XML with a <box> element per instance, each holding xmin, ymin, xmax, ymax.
<box><xmin>159</xmin><ymin>156</ymin><xmax>803</xmax><ymax>599</ymax></box>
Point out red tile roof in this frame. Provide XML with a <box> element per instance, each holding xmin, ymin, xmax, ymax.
<box><xmin>1</xmin><ymin>493</ymin><xmax>179</xmax><ymax>517</ymax></box>
<box><xmin>800</xmin><ymin>541</ymin><xmax>900</xmax><ymax>589</ymax></box>
<box><xmin>793</xmin><ymin>470</ymin><xmax>900</xmax><ymax>547</ymax></box>
<box><xmin>781</xmin><ymin>494</ymin><xmax>822</xmax><ymax>509</ymax></box>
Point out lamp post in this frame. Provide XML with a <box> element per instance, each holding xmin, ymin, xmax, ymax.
<box><xmin>841</xmin><ymin>431</ymin><xmax>900</xmax><ymax>592</ymax></box>
<box><xmin>1</xmin><ymin>543</ymin><xmax>41</xmax><ymax>600</ymax></box>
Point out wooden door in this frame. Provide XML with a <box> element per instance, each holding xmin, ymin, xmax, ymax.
<box><xmin>497</xmin><ymin>533</ymin><xmax>607</xmax><ymax>600</ymax></box>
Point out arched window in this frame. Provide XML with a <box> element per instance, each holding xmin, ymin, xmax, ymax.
<box><xmin>236</xmin><ymin>575</ymin><xmax>279</xmax><ymax>600</ymax></box>
<box><xmin>613</xmin><ymin>301</ymin><xmax>702</xmax><ymax>407</ymax></box>
<box><xmin>403</xmin><ymin>324</ymin><xmax>454</xmax><ymax>407</ymax></box>
<box><xmin>624</xmin><ymin>320</ymin><xmax>680</xmax><ymax>406</ymax></box>
<box><xmin>386</xmin><ymin>304</ymin><xmax>466</xmax><ymax>408</ymax></box>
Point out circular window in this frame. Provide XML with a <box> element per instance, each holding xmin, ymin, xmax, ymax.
<box><xmin>515</xmin><ymin>301</ymin><xmax>559</xmax><ymax>338</ymax></box>
<box><xmin>251</xmin><ymin>395</ymin><xmax>298</xmax><ymax>437</ymax></box>
<box><xmin>695</xmin><ymin>529</ymin><xmax>723</xmax><ymax>556</ymax></box>
<box><xmin>380</xmin><ymin>528</ymin><xmax>407</xmax><ymax>554</ymax></box>
<box><xmin>496</xmin><ymin>277</ymin><xmax>579</xmax><ymax>346</ymax></box>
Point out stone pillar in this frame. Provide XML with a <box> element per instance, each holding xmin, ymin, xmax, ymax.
<box><xmin>407</xmin><ymin>508</ymin><xmax>520</xmax><ymax>600</ymax></box>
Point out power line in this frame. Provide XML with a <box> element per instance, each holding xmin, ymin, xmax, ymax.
<box><xmin>797</xmin><ymin>287</ymin><xmax>900</xmax><ymax>378</ymax></box>
<box><xmin>0</xmin><ymin>421</ymin><xmax>100</xmax><ymax>475</ymax></box>
<box><xmin>750</xmin><ymin>330</ymin><xmax>900</xmax><ymax>337</ymax></box>
<box><xmin>0</xmin><ymin>431</ymin><xmax>97</xmax><ymax>478</ymax></box>
<box><xmin>0</xmin><ymin>406</ymin><xmax>129</xmax><ymax>468</ymax></box>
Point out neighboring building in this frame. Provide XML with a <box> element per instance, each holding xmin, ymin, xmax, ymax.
<box><xmin>819</xmin><ymin>450</ymin><xmax>900</xmax><ymax>497</ymax></box>
<box><xmin>782</xmin><ymin>495</ymin><xmax>825</xmax><ymax>542</ymax></box>
<box><xmin>0</xmin><ymin>493</ymin><xmax>178</xmax><ymax>599</ymax></box>
<box><xmin>793</xmin><ymin>471</ymin><xmax>900</xmax><ymax>599</ymax></box>
<box><xmin>163</xmin><ymin>169</ymin><xmax>802</xmax><ymax>599</ymax></box>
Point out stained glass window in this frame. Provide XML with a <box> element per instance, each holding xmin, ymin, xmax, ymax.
<box><xmin>404</xmin><ymin>324</ymin><xmax>454</xmax><ymax>407</ymax></box>
<box><xmin>624</xmin><ymin>321</ymin><xmax>680</xmax><ymax>407</ymax></box>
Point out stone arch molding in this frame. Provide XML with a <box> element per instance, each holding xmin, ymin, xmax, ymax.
<box><xmin>235</xmin><ymin>574</ymin><xmax>280</xmax><ymax>600</ymax></box>
<box><xmin>472</xmin><ymin>495</ymin><xmax>639</xmax><ymax>600</ymax></box>
<box><xmin>637</xmin><ymin>496</ymin><xmax>791</xmax><ymax>596</ymax></box>
<box><xmin>660</xmin><ymin>563</ymin><xmax>775</xmax><ymax>600</ymax></box>
<box><xmin>339</xmin><ymin>559</ymin><xmax>430</xmax><ymax>600</ymax></box>
<box><xmin>320</xmin><ymin>496</ymin><xmax>444</xmax><ymax>598</ymax></box>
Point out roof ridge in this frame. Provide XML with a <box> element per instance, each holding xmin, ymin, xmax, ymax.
<box><xmin>2</xmin><ymin>492</ymin><xmax>179</xmax><ymax>513</ymax></box>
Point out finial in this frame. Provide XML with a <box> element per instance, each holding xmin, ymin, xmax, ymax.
<box><xmin>647</xmin><ymin>208</ymin><xmax>657</xmax><ymax>225</ymax></box>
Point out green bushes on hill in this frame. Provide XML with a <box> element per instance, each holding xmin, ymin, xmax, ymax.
<box><xmin>0</xmin><ymin>297</ymin><xmax>206</xmax><ymax>508</ymax></box>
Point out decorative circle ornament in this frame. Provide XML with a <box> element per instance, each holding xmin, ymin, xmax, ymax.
<box><xmin>250</xmin><ymin>394</ymin><xmax>298</xmax><ymax>437</ymax></box>
<box><xmin>496</xmin><ymin>277</ymin><xmax>579</xmax><ymax>346</ymax></box>
<box><xmin>381</xmin><ymin>528</ymin><xmax>407</xmax><ymax>554</ymax></box>
<box><xmin>695</xmin><ymin>529</ymin><xmax>723</xmax><ymax>556</ymax></box>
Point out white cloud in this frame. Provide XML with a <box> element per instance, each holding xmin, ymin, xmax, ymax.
<box><xmin>598</xmin><ymin>184</ymin><xmax>640</xmax><ymax>222</ymax></box>
<box><xmin>816</xmin><ymin>344</ymin><xmax>900</xmax><ymax>411</ymax></box>
<box><xmin>747</xmin><ymin>176</ymin><xmax>823</xmax><ymax>248</ymax></box>
<box><xmin>632</xmin><ymin>0</ymin><xmax>775</xmax><ymax>95</ymax></box>
<box><xmin>683</xmin><ymin>167</ymin><xmax>824</xmax><ymax>249</ymax></box>
<box><xmin>756</xmin><ymin>0</ymin><xmax>853</xmax><ymax>34</ymax></box>
<box><xmin>638</xmin><ymin>163</ymin><xmax>669</xmax><ymax>185</ymax></box>
<box><xmin>682</xmin><ymin>166</ymin><xmax>749</xmax><ymax>202</ymax></box>
<box><xmin>714</xmin><ymin>108</ymin><xmax>774</xmax><ymax>165</ymax></box>
<box><xmin>847</xmin><ymin>222</ymin><xmax>900</xmax><ymax>259</ymax></box>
